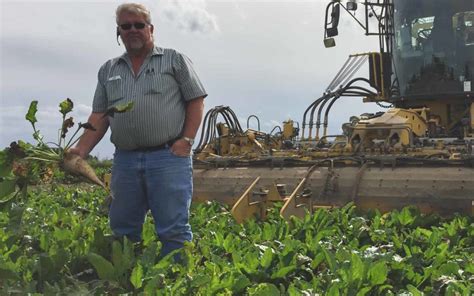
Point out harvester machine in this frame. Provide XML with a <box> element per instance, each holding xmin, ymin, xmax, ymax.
<box><xmin>192</xmin><ymin>0</ymin><xmax>474</xmax><ymax>222</ymax></box>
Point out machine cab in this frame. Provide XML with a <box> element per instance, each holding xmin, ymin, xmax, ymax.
<box><xmin>392</xmin><ymin>0</ymin><xmax>474</xmax><ymax>102</ymax></box>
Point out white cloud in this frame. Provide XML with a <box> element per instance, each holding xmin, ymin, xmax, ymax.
<box><xmin>231</xmin><ymin>2</ymin><xmax>248</xmax><ymax>20</ymax></box>
<box><xmin>162</xmin><ymin>0</ymin><xmax>220</xmax><ymax>34</ymax></box>
<box><xmin>75</xmin><ymin>104</ymin><xmax>93</xmax><ymax>119</ymax></box>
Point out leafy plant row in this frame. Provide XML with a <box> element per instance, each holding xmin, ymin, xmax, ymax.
<box><xmin>0</xmin><ymin>181</ymin><xmax>472</xmax><ymax>295</ymax></box>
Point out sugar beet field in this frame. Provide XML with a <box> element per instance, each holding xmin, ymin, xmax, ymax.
<box><xmin>1</xmin><ymin>178</ymin><xmax>473</xmax><ymax>294</ymax></box>
<box><xmin>0</xmin><ymin>99</ymin><xmax>473</xmax><ymax>294</ymax></box>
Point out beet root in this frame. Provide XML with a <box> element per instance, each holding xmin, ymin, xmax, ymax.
<box><xmin>62</xmin><ymin>153</ymin><xmax>105</xmax><ymax>188</ymax></box>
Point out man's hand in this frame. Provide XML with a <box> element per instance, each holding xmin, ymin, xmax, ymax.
<box><xmin>170</xmin><ymin>139</ymin><xmax>192</xmax><ymax>157</ymax></box>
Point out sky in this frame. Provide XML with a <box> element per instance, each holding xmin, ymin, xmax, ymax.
<box><xmin>0</xmin><ymin>0</ymin><xmax>382</xmax><ymax>159</ymax></box>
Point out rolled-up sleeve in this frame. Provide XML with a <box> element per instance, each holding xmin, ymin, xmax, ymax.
<box><xmin>172</xmin><ymin>51</ymin><xmax>208</xmax><ymax>102</ymax></box>
<box><xmin>92</xmin><ymin>63</ymin><xmax>108</xmax><ymax>113</ymax></box>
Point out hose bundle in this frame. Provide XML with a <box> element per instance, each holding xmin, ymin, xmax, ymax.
<box><xmin>195</xmin><ymin>106</ymin><xmax>244</xmax><ymax>154</ymax></box>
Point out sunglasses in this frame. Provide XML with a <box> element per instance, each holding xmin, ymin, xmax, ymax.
<box><xmin>119</xmin><ymin>22</ymin><xmax>147</xmax><ymax>30</ymax></box>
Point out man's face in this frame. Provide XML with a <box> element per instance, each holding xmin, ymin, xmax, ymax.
<box><xmin>117</xmin><ymin>12</ymin><xmax>154</xmax><ymax>52</ymax></box>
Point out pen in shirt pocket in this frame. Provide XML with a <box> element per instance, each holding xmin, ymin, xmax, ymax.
<box><xmin>145</xmin><ymin>68</ymin><xmax>155</xmax><ymax>75</ymax></box>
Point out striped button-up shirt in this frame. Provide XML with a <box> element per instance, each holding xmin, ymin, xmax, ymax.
<box><xmin>92</xmin><ymin>46</ymin><xmax>207</xmax><ymax>150</ymax></box>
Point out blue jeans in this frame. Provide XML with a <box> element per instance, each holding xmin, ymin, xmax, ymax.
<box><xmin>109</xmin><ymin>147</ymin><xmax>193</xmax><ymax>256</ymax></box>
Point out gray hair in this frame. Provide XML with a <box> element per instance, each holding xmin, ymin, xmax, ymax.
<box><xmin>116</xmin><ymin>3</ymin><xmax>152</xmax><ymax>24</ymax></box>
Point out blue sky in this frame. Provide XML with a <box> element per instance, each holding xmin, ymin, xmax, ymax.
<box><xmin>0</xmin><ymin>0</ymin><xmax>382</xmax><ymax>159</ymax></box>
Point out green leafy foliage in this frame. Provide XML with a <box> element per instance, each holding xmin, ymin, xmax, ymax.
<box><xmin>0</xmin><ymin>185</ymin><xmax>472</xmax><ymax>294</ymax></box>
<box><xmin>59</xmin><ymin>98</ymin><xmax>74</xmax><ymax>116</ymax></box>
<box><xmin>87</xmin><ymin>252</ymin><xmax>116</xmax><ymax>281</ymax></box>
<box><xmin>0</xmin><ymin>178</ymin><xmax>16</xmax><ymax>202</ymax></box>
<box><xmin>25</xmin><ymin>100</ymin><xmax>38</xmax><ymax>125</ymax></box>
<box><xmin>103</xmin><ymin>101</ymin><xmax>134</xmax><ymax>118</ymax></box>
<box><xmin>130</xmin><ymin>263</ymin><xmax>143</xmax><ymax>289</ymax></box>
<box><xmin>0</xmin><ymin>98</ymin><xmax>123</xmax><ymax>202</ymax></box>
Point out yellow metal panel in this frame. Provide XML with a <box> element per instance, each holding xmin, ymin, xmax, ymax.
<box><xmin>280</xmin><ymin>178</ymin><xmax>308</xmax><ymax>220</ymax></box>
<box><xmin>283</xmin><ymin>120</ymin><xmax>294</xmax><ymax>140</ymax></box>
<box><xmin>231</xmin><ymin>177</ymin><xmax>262</xmax><ymax>224</ymax></box>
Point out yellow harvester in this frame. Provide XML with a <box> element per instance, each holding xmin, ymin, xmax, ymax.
<box><xmin>192</xmin><ymin>0</ymin><xmax>474</xmax><ymax>222</ymax></box>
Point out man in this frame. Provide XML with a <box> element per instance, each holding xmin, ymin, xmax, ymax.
<box><xmin>70</xmin><ymin>3</ymin><xmax>206</xmax><ymax>256</ymax></box>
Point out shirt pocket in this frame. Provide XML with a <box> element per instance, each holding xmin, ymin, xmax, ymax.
<box><xmin>145</xmin><ymin>73</ymin><xmax>179</xmax><ymax>96</ymax></box>
<box><xmin>105</xmin><ymin>78</ymin><xmax>124</xmax><ymax>105</ymax></box>
<box><xmin>144</xmin><ymin>74</ymin><xmax>165</xmax><ymax>95</ymax></box>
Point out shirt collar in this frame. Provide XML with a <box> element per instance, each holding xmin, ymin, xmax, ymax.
<box><xmin>151</xmin><ymin>46</ymin><xmax>164</xmax><ymax>56</ymax></box>
<box><xmin>115</xmin><ymin>45</ymin><xmax>164</xmax><ymax>65</ymax></box>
